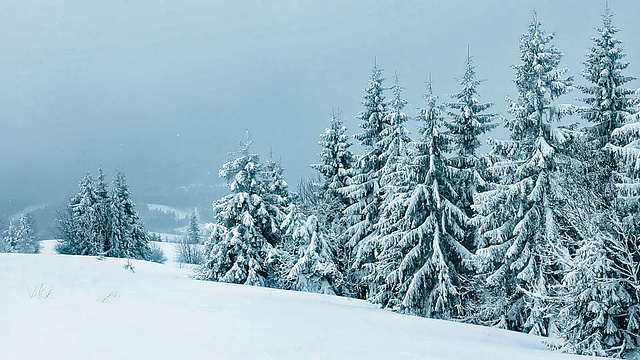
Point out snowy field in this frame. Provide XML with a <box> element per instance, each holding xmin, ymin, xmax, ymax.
<box><xmin>0</xmin><ymin>241</ymin><xmax>598</xmax><ymax>360</ymax></box>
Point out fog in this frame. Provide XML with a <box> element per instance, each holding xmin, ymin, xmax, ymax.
<box><xmin>2</xmin><ymin>0</ymin><xmax>640</xmax><ymax>224</ymax></box>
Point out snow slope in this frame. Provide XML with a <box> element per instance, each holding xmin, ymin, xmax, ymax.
<box><xmin>1</xmin><ymin>241</ymin><xmax>597</xmax><ymax>360</ymax></box>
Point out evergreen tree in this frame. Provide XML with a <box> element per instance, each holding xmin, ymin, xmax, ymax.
<box><xmin>287</xmin><ymin>215</ymin><xmax>341</xmax><ymax>295</ymax></box>
<box><xmin>13</xmin><ymin>212</ymin><xmax>39</xmax><ymax>254</ymax></box>
<box><xmin>374</xmin><ymin>82</ymin><xmax>470</xmax><ymax>319</ymax></box>
<box><xmin>187</xmin><ymin>212</ymin><xmax>201</xmax><ymax>244</ymax></box>
<box><xmin>2</xmin><ymin>219</ymin><xmax>18</xmax><ymax>253</ymax></box>
<box><xmin>445</xmin><ymin>50</ymin><xmax>498</xmax><ymax>251</ymax></box>
<box><xmin>366</xmin><ymin>73</ymin><xmax>412</xmax><ymax>303</ymax></box>
<box><xmin>340</xmin><ymin>62</ymin><xmax>388</xmax><ymax>298</ymax></box>
<box><xmin>580</xmin><ymin>7</ymin><xmax>636</xmax><ymax>147</ymax></box>
<box><xmin>311</xmin><ymin>109</ymin><xmax>354</xmax><ymax>206</ymax></box>
<box><xmin>262</xmin><ymin>152</ymin><xmax>289</xmax><ymax>244</ymax></box>
<box><xmin>108</xmin><ymin>169</ymin><xmax>150</xmax><ymax>260</ymax></box>
<box><xmin>56</xmin><ymin>173</ymin><xmax>103</xmax><ymax>256</ymax></box>
<box><xmin>470</xmin><ymin>13</ymin><xmax>573</xmax><ymax>335</ymax></box>
<box><xmin>558</xmin><ymin>196</ymin><xmax>640</xmax><ymax>357</ymax></box>
<box><xmin>199</xmin><ymin>135</ymin><xmax>277</xmax><ymax>286</ymax></box>
<box><xmin>95</xmin><ymin>167</ymin><xmax>111</xmax><ymax>255</ymax></box>
<box><xmin>578</xmin><ymin>7</ymin><xmax>638</xmax><ymax>213</ymax></box>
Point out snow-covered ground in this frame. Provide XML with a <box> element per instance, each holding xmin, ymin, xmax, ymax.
<box><xmin>0</xmin><ymin>241</ymin><xmax>598</xmax><ymax>360</ymax></box>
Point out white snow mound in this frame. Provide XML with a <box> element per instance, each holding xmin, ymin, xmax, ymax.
<box><xmin>0</xmin><ymin>241</ymin><xmax>597</xmax><ymax>360</ymax></box>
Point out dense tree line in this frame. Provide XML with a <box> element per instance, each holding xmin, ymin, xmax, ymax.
<box><xmin>198</xmin><ymin>9</ymin><xmax>639</xmax><ymax>358</ymax></box>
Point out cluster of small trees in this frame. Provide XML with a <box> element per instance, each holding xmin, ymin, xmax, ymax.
<box><xmin>175</xmin><ymin>212</ymin><xmax>205</xmax><ymax>265</ymax></box>
<box><xmin>199</xmin><ymin>9</ymin><xmax>640</xmax><ymax>358</ymax></box>
<box><xmin>1</xmin><ymin>213</ymin><xmax>39</xmax><ymax>254</ymax></box>
<box><xmin>56</xmin><ymin>168</ymin><xmax>159</xmax><ymax>262</ymax></box>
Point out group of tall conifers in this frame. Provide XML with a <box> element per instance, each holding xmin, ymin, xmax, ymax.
<box><xmin>199</xmin><ymin>9</ymin><xmax>639</xmax><ymax>358</ymax></box>
<box><xmin>56</xmin><ymin>168</ymin><xmax>151</xmax><ymax>260</ymax></box>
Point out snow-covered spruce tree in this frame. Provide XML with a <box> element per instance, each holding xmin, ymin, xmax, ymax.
<box><xmin>94</xmin><ymin>167</ymin><xmax>111</xmax><ymax>256</ymax></box>
<box><xmin>578</xmin><ymin>7</ymin><xmax>637</xmax><ymax>212</ymax></box>
<box><xmin>107</xmin><ymin>169</ymin><xmax>150</xmax><ymax>260</ymax></box>
<box><xmin>580</xmin><ymin>8</ymin><xmax>636</xmax><ymax>147</ymax></box>
<box><xmin>56</xmin><ymin>172</ymin><xmax>104</xmax><ymax>256</ymax></box>
<box><xmin>311</xmin><ymin>109</ymin><xmax>354</xmax><ymax>210</ymax></box>
<box><xmin>2</xmin><ymin>219</ymin><xmax>18</xmax><ymax>253</ymax></box>
<box><xmin>339</xmin><ymin>63</ymin><xmax>388</xmax><ymax>299</ymax></box>
<box><xmin>557</xmin><ymin>189</ymin><xmax>640</xmax><ymax>357</ymax></box>
<box><xmin>445</xmin><ymin>50</ymin><xmax>498</xmax><ymax>252</ymax></box>
<box><xmin>188</xmin><ymin>212</ymin><xmax>201</xmax><ymax>244</ymax></box>
<box><xmin>176</xmin><ymin>211</ymin><xmax>205</xmax><ymax>265</ymax></box>
<box><xmin>374</xmin><ymin>82</ymin><xmax>470</xmax><ymax>319</ymax></box>
<box><xmin>366</xmin><ymin>73</ymin><xmax>413</xmax><ymax>304</ymax></box>
<box><xmin>469</xmin><ymin>13</ymin><xmax>574</xmax><ymax>335</ymax></box>
<box><xmin>287</xmin><ymin>215</ymin><xmax>342</xmax><ymax>295</ymax></box>
<box><xmin>13</xmin><ymin>213</ymin><xmax>39</xmax><ymax>254</ymax></box>
<box><xmin>262</xmin><ymin>152</ymin><xmax>289</xmax><ymax>244</ymax></box>
<box><xmin>199</xmin><ymin>135</ymin><xmax>278</xmax><ymax>286</ymax></box>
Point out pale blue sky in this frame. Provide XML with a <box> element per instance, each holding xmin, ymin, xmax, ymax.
<box><xmin>1</xmin><ymin>0</ymin><xmax>638</xmax><ymax>215</ymax></box>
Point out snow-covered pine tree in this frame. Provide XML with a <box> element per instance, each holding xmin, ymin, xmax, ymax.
<box><xmin>2</xmin><ymin>219</ymin><xmax>18</xmax><ymax>253</ymax></box>
<box><xmin>340</xmin><ymin>62</ymin><xmax>388</xmax><ymax>299</ymax></box>
<box><xmin>56</xmin><ymin>172</ymin><xmax>103</xmax><ymax>255</ymax></box>
<box><xmin>187</xmin><ymin>212</ymin><xmax>201</xmax><ymax>244</ymax></box>
<box><xmin>287</xmin><ymin>215</ymin><xmax>342</xmax><ymax>295</ymax></box>
<box><xmin>554</xmin><ymin>10</ymin><xmax>640</xmax><ymax>355</ymax></box>
<box><xmin>199</xmin><ymin>134</ymin><xmax>277</xmax><ymax>286</ymax></box>
<box><xmin>578</xmin><ymin>7</ymin><xmax>637</xmax><ymax>211</ymax></box>
<box><xmin>374</xmin><ymin>81</ymin><xmax>470</xmax><ymax>319</ymax></box>
<box><xmin>14</xmin><ymin>212</ymin><xmax>39</xmax><ymax>254</ymax></box>
<box><xmin>311</xmin><ymin>109</ymin><xmax>354</xmax><ymax>207</ymax></box>
<box><xmin>95</xmin><ymin>167</ymin><xmax>110</xmax><ymax>256</ymax></box>
<box><xmin>557</xmin><ymin>188</ymin><xmax>640</xmax><ymax>357</ymax></box>
<box><xmin>367</xmin><ymin>73</ymin><xmax>413</xmax><ymax>304</ymax></box>
<box><xmin>445</xmin><ymin>49</ymin><xmax>498</xmax><ymax>252</ymax></box>
<box><xmin>580</xmin><ymin>7</ymin><xmax>636</xmax><ymax>147</ymax></box>
<box><xmin>469</xmin><ymin>13</ymin><xmax>573</xmax><ymax>335</ymax></box>
<box><xmin>107</xmin><ymin>169</ymin><xmax>150</xmax><ymax>260</ymax></box>
<box><xmin>262</xmin><ymin>151</ymin><xmax>289</xmax><ymax>245</ymax></box>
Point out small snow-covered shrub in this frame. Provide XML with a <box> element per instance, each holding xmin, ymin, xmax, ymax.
<box><xmin>147</xmin><ymin>242</ymin><xmax>167</xmax><ymax>264</ymax></box>
<box><xmin>175</xmin><ymin>238</ymin><xmax>204</xmax><ymax>265</ymax></box>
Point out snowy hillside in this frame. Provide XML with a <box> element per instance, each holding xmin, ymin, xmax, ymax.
<box><xmin>0</xmin><ymin>241</ymin><xmax>597</xmax><ymax>360</ymax></box>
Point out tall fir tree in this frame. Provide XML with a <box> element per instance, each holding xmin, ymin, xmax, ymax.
<box><xmin>2</xmin><ymin>219</ymin><xmax>18</xmax><ymax>253</ymax></box>
<box><xmin>311</xmin><ymin>109</ymin><xmax>354</xmax><ymax>207</ymax></box>
<box><xmin>366</xmin><ymin>73</ymin><xmax>413</xmax><ymax>303</ymax></box>
<box><xmin>556</xmin><ymin>10</ymin><xmax>640</xmax><ymax>355</ymax></box>
<box><xmin>445</xmin><ymin>49</ymin><xmax>498</xmax><ymax>251</ymax></box>
<box><xmin>108</xmin><ymin>169</ymin><xmax>150</xmax><ymax>260</ymax></box>
<box><xmin>374</xmin><ymin>81</ymin><xmax>470</xmax><ymax>319</ymax></box>
<box><xmin>580</xmin><ymin>7</ymin><xmax>636</xmax><ymax>146</ymax></box>
<box><xmin>470</xmin><ymin>13</ymin><xmax>573</xmax><ymax>335</ymax></box>
<box><xmin>578</xmin><ymin>7</ymin><xmax>637</xmax><ymax>211</ymax></box>
<box><xmin>56</xmin><ymin>172</ymin><xmax>103</xmax><ymax>256</ymax></box>
<box><xmin>187</xmin><ymin>211</ymin><xmax>202</xmax><ymax>244</ymax></box>
<box><xmin>199</xmin><ymin>134</ymin><xmax>278</xmax><ymax>286</ymax></box>
<box><xmin>262</xmin><ymin>151</ymin><xmax>289</xmax><ymax>245</ymax></box>
<box><xmin>95</xmin><ymin>167</ymin><xmax>111</xmax><ymax>255</ymax></box>
<box><xmin>13</xmin><ymin>213</ymin><xmax>39</xmax><ymax>254</ymax></box>
<box><xmin>340</xmin><ymin>62</ymin><xmax>389</xmax><ymax>298</ymax></box>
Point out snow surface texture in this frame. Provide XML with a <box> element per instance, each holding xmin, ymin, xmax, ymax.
<box><xmin>1</xmin><ymin>240</ymin><xmax>597</xmax><ymax>360</ymax></box>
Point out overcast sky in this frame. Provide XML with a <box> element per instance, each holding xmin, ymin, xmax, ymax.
<box><xmin>2</xmin><ymin>0</ymin><xmax>640</xmax><ymax>217</ymax></box>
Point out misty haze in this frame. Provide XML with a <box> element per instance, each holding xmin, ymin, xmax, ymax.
<box><xmin>2</xmin><ymin>0</ymin><xmax>640</xmax><ymax>359</ymax></box>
